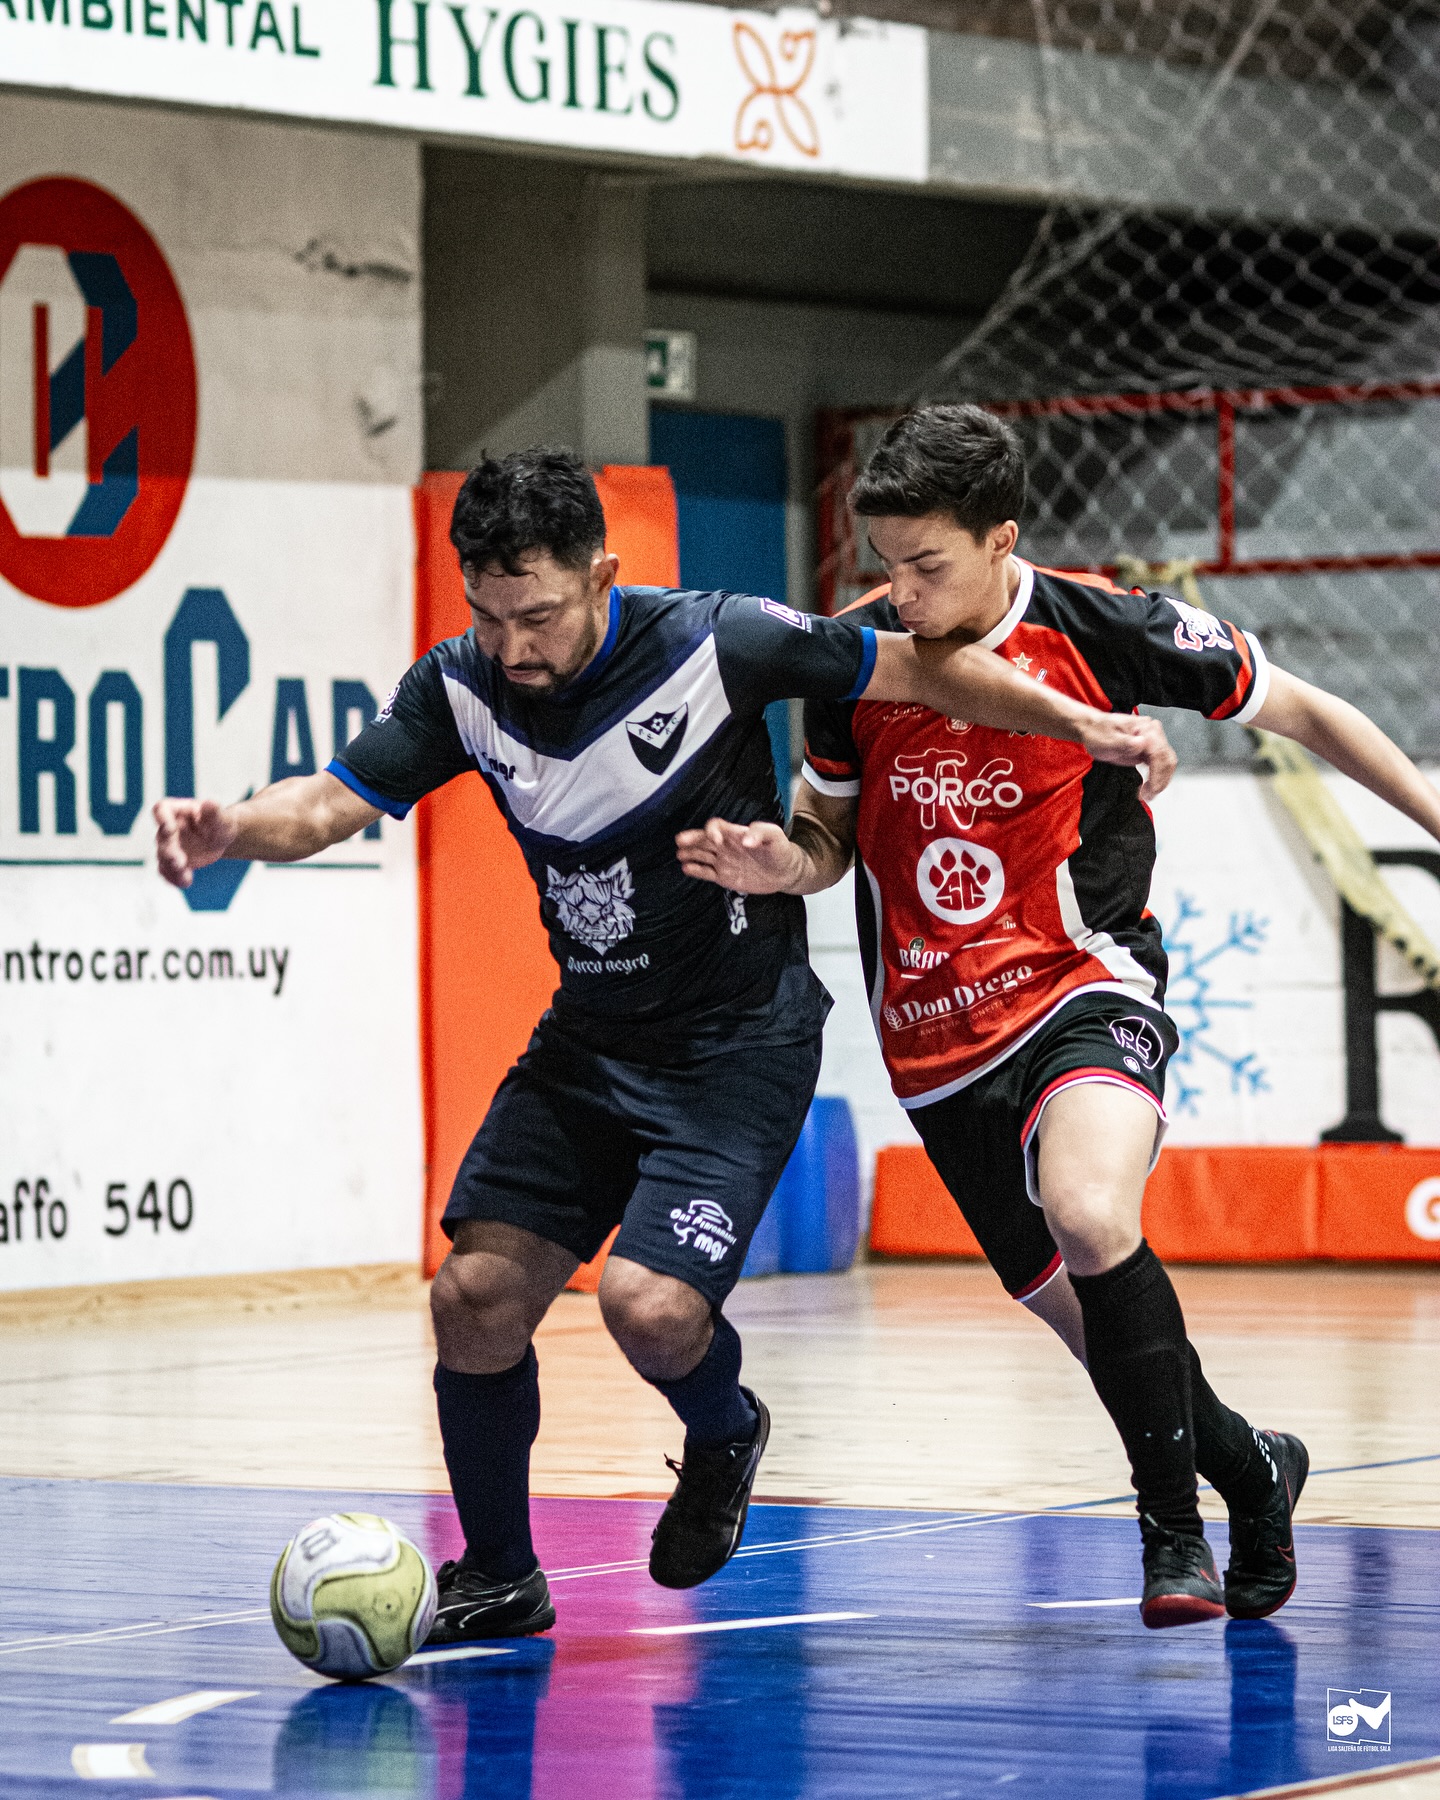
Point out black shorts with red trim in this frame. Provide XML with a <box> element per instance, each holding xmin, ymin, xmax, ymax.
<box><xmin>907</xmin><ymin>990</ymin><xmax>1178</xmax><ymax>1299</ymax></box>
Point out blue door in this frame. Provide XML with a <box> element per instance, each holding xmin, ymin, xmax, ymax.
<box><xmin>649</xmin><ymin>409</ymin><xmax>792</xmax><ymax>796</ymax></box>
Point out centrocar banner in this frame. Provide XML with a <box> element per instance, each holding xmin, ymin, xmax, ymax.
<box><xmin>0</xmin><ymin>0</ymin><xmax>928</xmax><ymax>184</ymax></box>
<box><xmin>0</xmin><ymin>97</ymin><xmax>424</xmax><ymax>1290</ymax></box>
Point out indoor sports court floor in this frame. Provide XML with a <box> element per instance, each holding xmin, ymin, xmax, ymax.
<box><xmin>1</xmin><ymin>1260</ymin><xmax>1436</xmax><ymax>1799</ymax></box>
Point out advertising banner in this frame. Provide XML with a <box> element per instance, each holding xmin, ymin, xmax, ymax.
<box><xmin>0</xmin><ymin>101</ymin><xmax>424</xmax><ymax>1291</ymax></box>
<box><xmin>0</xmin><ymin>0</ymin><xmax>929</xmax><ymax>185</ymax></box>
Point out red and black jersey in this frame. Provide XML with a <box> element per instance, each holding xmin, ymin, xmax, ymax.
<box><xmin>802</xmin><ymin>559</ymin><xmax>1270</xmax><ymax>1108</ymax></box>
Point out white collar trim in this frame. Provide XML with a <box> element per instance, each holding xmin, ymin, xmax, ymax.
<box><xmin>974</xmin><ymin>558</ymin><xmax>1033</xmax><ymax>652</ymax></box>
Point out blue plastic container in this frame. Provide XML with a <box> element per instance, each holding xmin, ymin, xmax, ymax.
<box><xmin>739</xmin><ymin>1096</ymin><xmax>860</xmax><ymax>1278</ymax></box>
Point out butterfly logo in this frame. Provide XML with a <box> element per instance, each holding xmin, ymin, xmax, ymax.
<box><xmin>733</xmin><ymin>22</ymin><xmax>820</xmax><ymax>159</ymax></box>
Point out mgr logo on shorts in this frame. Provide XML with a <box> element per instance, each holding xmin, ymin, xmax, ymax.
<box><xmin>0</xmin><ymin>177</ymin><xmax>197</xmax><ymax>608</ymax></box>
<box><xmin>1109</xmin><ymin>1015</ymin><xmax>1165</xmax><ymax>1071</ymax></box>
<box><xmin>916</xmin><ymin>836</ymin><xmax>1006</xmax><ymax>926</ymax></box>
<box><xmin>670</xmin><ymin>1199</ymin><xmax>737</xmax><ymax>1264</ymax></box>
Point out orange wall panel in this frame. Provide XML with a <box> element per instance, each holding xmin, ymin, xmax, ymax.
<box><xmin>1317</xmin><ymin>1145</ymin><xmax>1440</xmax><ymax>1261</ymax></box>
<box><xmin>870</xmin><ymin>1146</ymin><xmax>984</xmax><ymax>1259</ymax></box>
<box><xmin>413</xmin><ymin>468</ymin><xmax>681</xmax><ymax>1277</ymax></box>
<box><xmin>867</xmin><ymin>1139</ymin><xmax>1440</xmax><ymax>1265</ymax></box>
<box><xmin>1142</xmin><ymin>1146</ymin><xmax>1320</xmax><ymax>1262</ymax></box>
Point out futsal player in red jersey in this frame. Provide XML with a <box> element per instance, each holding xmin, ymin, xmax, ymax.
<box><xmin>679</xmin><ymin>404</ymin><xmax>1440</xmax><ymax>1628</ymax></box>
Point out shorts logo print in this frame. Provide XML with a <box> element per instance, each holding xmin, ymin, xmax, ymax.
<box><xmin>670</xmin><ymin>1198</ymin><xmax>738</xmax><ymax>1264</ymax></box>
<box><xmin>916</xmin><ymin>837</ymin><xmax>1005</xmax><ymax>926</ymax></box>
<box><xmin>626</xmin><ymin>703</ymin><xmax>688</xmax><ymax>774</ymax></box>
<box><xmin>545</xmin><ymin>857</ymin><xmax>636</xmax><ymax>955</ymax></box>
<box><xmin>1109</xmin><ymin>1015</ymin><xmax>1165</xmax><ymax>1071</ymax></box>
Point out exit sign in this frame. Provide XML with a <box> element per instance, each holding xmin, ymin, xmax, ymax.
<box><xmin>646</xmin><ymin>331</ymin><xmax>697</xmax><ymax>401</ymax></box>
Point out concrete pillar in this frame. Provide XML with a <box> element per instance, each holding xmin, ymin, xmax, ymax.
<box><xmin>424</xmin><ymin>149</ymin><xmax>648</xmax><ymax>471</ymax></box>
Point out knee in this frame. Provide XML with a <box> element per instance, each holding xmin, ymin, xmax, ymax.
<box><xmin>598</xmin><ymin>1260</ymin><xmax>711</xmax><ymax>1381</ymax></box>
<box><xmin>430</xmin><ymin>1253</ymin><xmax>536</xmax><ymax>1373</ymax></box>
<box><xmin>1039</xmin><ymin>1179</ymin><xmax>1139</xmax><ymax>1276</ymax></box>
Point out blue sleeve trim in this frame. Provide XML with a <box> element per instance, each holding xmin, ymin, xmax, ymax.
<box><xmin>326</xmin><ymin>758</ymin><xmax>412</xmax><ymax>821</ymax></box>
<box><xmin>843</xmin><ymin>627</ymin><xmax>878</xmax><ymax>701</ymax></box>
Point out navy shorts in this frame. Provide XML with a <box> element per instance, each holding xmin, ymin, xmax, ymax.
<box><xmin>443</xmin><ymin>1015</ymin><xmax>823</xmax><ymax>1307</ymax></box>
<box><xmin>909</xmin><ymin>991</ymin><xmax>1177</xmax><ymax>1299</ymax></box>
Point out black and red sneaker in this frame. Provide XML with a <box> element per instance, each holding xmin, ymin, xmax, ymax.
<box><xmin>1224</xmin><ymin>1430</ymin><xmax>1309</xmax><ymax>1620</ymax></box>
<box><xmin>1140</xmin><ymin>1518</ymin><xmax>1226</xmax><ymax>1629</ymax></box>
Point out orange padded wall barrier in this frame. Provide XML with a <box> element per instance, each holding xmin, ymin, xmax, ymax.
<box><xmin>869</xmin><ymin>1141</ymin><xmax>1440</xmax><ymax>1264</ymax></box>
<box><xmin>1142</xmin><ymin>1147</ymin><xmax>1320</xmax><ymax>1261</ymax></box>
<box><xmin>870</xmin><ymin>1147</ymin><xmax>985</xmax><ymax>1259</ymax></box>
<box><xmin>414</xmin><ymin>467</ymin><xmax>681</xmax><ymax>1278</ymax></box>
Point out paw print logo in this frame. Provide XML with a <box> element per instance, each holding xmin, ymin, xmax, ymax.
<box><xmin>916</xmin><ymin>837</ymin><xmax>1005</xmax><ymax>925</ymax></box>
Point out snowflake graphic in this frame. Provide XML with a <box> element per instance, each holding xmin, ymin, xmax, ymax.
<box><xmin>1160</xmin><ymin>893</ymin><xmax>1270</xmax><ymax>1114</ymax></box>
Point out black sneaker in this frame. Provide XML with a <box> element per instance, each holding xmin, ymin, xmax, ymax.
<box><xmin>1140</xmin><ymin>1518</ymin><xmax>1226</xmax><ymax>1629</ymax></box>
<box><xmin>1224</xmin><ymin>1430</ymin><xmax>1308</xmax><ymax>1621</ymax></box>
<box><xmin>424</xmin><ymin>1560</ymin><xmax>556</xmax><ymax>1645</ymax></box>
<box><xmin>649</xmin><ymin>1389</ymin><xmax>770</xmax><ymax>1590</ymax></box>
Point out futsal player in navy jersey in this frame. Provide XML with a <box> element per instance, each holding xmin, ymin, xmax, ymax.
<box><xmin>683</xmin><ymin>405</ymin><xmax>1440</xmax><ymax>1628</ymax></box>
<box><xmin>154</xmin><ymin>447</ymin><xmax>1171</xmax><ymax>1644</ymax></box>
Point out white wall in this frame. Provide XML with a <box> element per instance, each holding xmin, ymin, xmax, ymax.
<box><xmin>0</xmin><ymin>94</ymin><xmax>425</xmax><ymax>1289</ymax></box>
<box><xmin>809</xmin><ymin>766</ymin><xmax>1440</xmax><ymax>1204</ymax></box>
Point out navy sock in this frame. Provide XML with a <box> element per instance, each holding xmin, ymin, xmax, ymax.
<box><xmin>1070</xmin><ymin>1241</ymin><xmax>1204</xmax><ymax>1538</ymax></box>
<box><xmin>433</xmin><ymin>1348</ymin><xmax>540</xmax><ymax>1581</ymax></box>
<box><xmin>649</xmin><ymin>1312</ymin><xmax>757</xmax><ymax>1451</ymax></box>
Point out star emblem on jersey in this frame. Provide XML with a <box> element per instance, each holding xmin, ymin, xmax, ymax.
<box><xmin>545</xmin><ymin>858</ymin><xmax>637</xmax><ymax>955</ymax></box>
<box><xmin>626</xmin><ymin>703</ymin><xmax>688</xmax><ymax>774</ymax></box>
<box><xmin>916</xmin><ymin>837</ymin><xmax>1006</xmax><ymax>926</ymax></box>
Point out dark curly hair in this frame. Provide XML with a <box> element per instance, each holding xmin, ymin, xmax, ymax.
<box><xmin>450</xmin><ymin>446</ymin><xmax>606</xmax><ymax>577</ymax></box>
<box><xmin>850</xmin><ymin>405</ymin><xmax>1027</xmax><ymax>540</ymax></box>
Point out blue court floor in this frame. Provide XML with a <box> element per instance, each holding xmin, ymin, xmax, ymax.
<box><xmin>0</xmin><ymin>1476</ymin><xmax>1435</xmax><ymax>1799</ymax></box>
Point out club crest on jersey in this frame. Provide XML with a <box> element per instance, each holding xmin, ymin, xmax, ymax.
<box><xmin>546</xmin><ymin>857</ymin><xmax>636</xmax><ymax>955</ymax></box>
<box><xmin>916</xmin><ymin>837</ymin><xmax>1006</xmax><ymax>926</ymax></box>
<box><xmin>626</xmin><ymin>703</ymin><xmax>688</xmax><ymax>774</ymax></box>
<box><xmin>1165</xmin><ymin>596</ymin><xmax>1235</xmax><ymax>654</ymax></box>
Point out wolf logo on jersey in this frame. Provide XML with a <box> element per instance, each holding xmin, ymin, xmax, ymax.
<box><xmin>546</xmin><ymin>859</ymin><xmax>636</xmax><ymax>955</ymax></box>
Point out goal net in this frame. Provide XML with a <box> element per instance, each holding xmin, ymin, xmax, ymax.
<box><xmin>816</xmin><ymin>0</ymin><xmax>1440</xmax><ymax>766</ymax></box>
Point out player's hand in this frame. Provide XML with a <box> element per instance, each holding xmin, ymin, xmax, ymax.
<box><xmin>153</xmin><ymin>797</ymin><xmax>239</xmax><ymax>889</ymax></box>
<box><xmin>1078</xmin><ymin>712</ymin><xmax>1176</xmax><ymax>802</ymax></box>
<box><xmin>676</xmin><ymin>818</ymin><xmax>805</xmax><ymax>894</ymax></box>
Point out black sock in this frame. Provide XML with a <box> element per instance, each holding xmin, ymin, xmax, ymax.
<box><xmin>1189</xmin><ymin>1343</ymin><xmax>1274</xmax><ymax>1515</ymax></box>
<box><xmin>649</xmin><ymin>1312</ymin><xmax>757</xmax><ymax>1451</ymax></box>
<box><xmin>1070</xmin><ymin>1241</ymin><xmax>1203</xmax><ymax>1538</ymax></box>
<box><xmin>433</xmin><ymin>1348</ymin><xmax>540</xmax><ymax>1581</ymax></box>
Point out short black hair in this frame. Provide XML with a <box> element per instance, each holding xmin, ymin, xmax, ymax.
<box><xmin>850</xmin><ymin>404</ymin><xmax>1027</xmax><ymax>540</ymax></box>
<box><xmin>450</xmin><ymin>446</ymin><xmax>606</xmax><ymax>577</ymax></box>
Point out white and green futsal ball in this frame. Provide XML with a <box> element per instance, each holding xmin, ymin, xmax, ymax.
<box><xmin>270</xmin><ymin>1512</ymin><xmax>437</xmax><ymax>1681</ymax></box>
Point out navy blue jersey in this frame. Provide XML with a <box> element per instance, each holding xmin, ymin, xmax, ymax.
<box><xmin>332</xmin><ymin>586</ymin><xmax>877</xmax><ymax>1058</ymax></box>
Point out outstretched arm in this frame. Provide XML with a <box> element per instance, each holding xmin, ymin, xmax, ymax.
<box><xmin>677</xmin><ymin>783</ymin><xmax>857</xmax><ymax>898</ymax></box>
<box><xmin>866</xmin><ymin>632</ymin><xmax>1174</xmax><ymax>788</ymax></box>
<box><xmin>1253</xmin><ymin>668</ymin><xmax>1440</xmax><ymax>841</ymax></box>
<box><xmin>154</xmin><ymin>772</ymin><xmax>382</xmax><ymax>889</ymax></box>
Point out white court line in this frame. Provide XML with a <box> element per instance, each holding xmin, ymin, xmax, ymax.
<box><xmin>111</xmin><ymin>1690</ymin><xmax>258</xmax><ymax>1726</ymax></box>
<box><xmin>406</xmin><ymin>1645</ymin><xmax>518</xmax><ymax>1666</ymax></box>
<box><xmin>72</xmin><ymin>1743</ymin><xmax>153</xmax><ymax>1779</ymax></box>
<box><xmin>632</xmin><ymin>1611</ymin><xmax>873</xmax><ymax>1637</ymax></box>
<box><xmin>548</xmin><ymin>1511</ymin><xmax>1014</xmax><ymax>1583</ymax></box>
<box><xmin>1029</xmin><ymin>1598</ymin><xmax>1141</xmax><ymax>1610</ymax></box>
<box><xmin>0</xmin><ymin>1609</ymin><xmax>269</xmax><ymax>1658</ymax></box>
